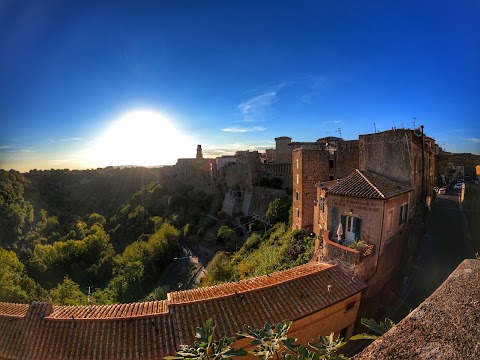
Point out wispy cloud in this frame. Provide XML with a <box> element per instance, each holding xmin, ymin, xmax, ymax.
<box><xmin>465</xmin><ymin>138</ymin><xmax>480</xmax><ymax>143</ymax></box>
<box><xmin>237</xmin><ymin>82</ymin><xmax>288</xmax><ymax>123</ymax></box>
<box><xmin>0</xmin><ymin>145</ymin><xmax>34</xmax><ymax>153</ymax></box>
<box><xmin>221</xmin><ymin>126</ymin><xmax>266</xmax><ymax>133</ymax></box>
<box><xmin>300</xmin><ymin>94</ymin><xmax>313</xmax><ymax>104</ymax></box>
<box><xmin>203</xmin><ymin>143</ymin><xmax>272</xmax><ymax>157</ymax></box>
<box><xmin>49</xmin><ymin>159</ymin><xmax>75</xmax><ymax>164</ymax></box>
<box><xmin>238</xmin><ymin>92</ymin><xmax>277</xmax><ymax>122</ymax></box>
<box><xmin>49</xmin><ymin>137</ymin><xmax>83</xmax><ymax>143</ymax></box>
<box><xmin>321</xmin><ymin>120</ymin><xmax>341</xmax><ymax>124</ymax></box>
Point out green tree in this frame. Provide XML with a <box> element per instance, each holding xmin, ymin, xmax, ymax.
<box><xmin>87</xmin><ymin>212</ymin><xmax>107</xmax><ymax>228</ymax></box>
<box><xmin>49</xmin><ymin>276</ymin><xmax>88</xmax><ymax>305</ymax></box>
<box><xmin>265</xmin><ymin>197</ymin><xmax>291</xmax><ymax>225</ymax></box>
<box><xmin>202</xmin><ymin>252</ymin><xmax>235</xmax><ymax>286</ymax></box>
<box><xmin>0</xmin><ymin>247</ymin><xmax>46</xmax><ymax>303</ymax></box>
<box><xmin>217</xmin><ymin>225</ymin><xmax>236</xmax><ymax>245</ymax></box>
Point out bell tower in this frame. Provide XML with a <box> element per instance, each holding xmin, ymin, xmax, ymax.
<box><xmin>196</xmin><ymin>145</ymin><xmax>203</xmax><ymax>160</ymax></box>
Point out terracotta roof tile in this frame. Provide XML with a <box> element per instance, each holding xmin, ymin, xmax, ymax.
<box><xmin>168</xmin><ymin>262</ymin><xmax>334</xmax><ymax>304</ymax></box>
<box><xmin>0</xmin><ymin>302</ymin><xmax>29</xmax><ymax>317</ymax></box>
<box><xmin>0</xmin><ymin>302</ymin><xmax>175</xmax><ymax>360</ymax></box>
<box><xmin>328</xmin><ymin>169</ymin><xmax>411</xmax><ymax>199</ymax></box>
<box><xmin>169</xmin><ymin>263</ymin><xmax>367</xmax><ymax>347</ymax></box>
<box><xmin>48</xmin><ymin>300</ymin><xmax>168</xmax><ymax>320</ymax></box>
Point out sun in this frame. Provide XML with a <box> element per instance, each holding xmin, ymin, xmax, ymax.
<box><xmin>90</xmin><ymin>110</ymin><xmax>194</xmax><ymax>167</ymax></box>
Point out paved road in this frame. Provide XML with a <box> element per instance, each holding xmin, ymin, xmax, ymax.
<box><xmin>393</xmin><ymin>189</ymin><xmax>473</xmax><ymax>320</ymax></box>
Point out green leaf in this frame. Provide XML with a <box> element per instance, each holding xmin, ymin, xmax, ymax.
<box><xmin>349</xmin><ymin>333</ymin><xmax>379</xmax><ymax>341</ymax></box>
<box><xmin>223</xmin><ymin>348</ymin><xmax>248</xmax><ymax>357</ymax></box>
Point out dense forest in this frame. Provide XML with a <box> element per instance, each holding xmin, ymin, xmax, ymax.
<box><xmin>0</xmin><ymin>168</ymin><xmax>312</xmax><ymax>305</ymax></box>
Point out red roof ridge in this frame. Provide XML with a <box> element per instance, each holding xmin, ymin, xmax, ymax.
<box><xmin>167</xmin><ymin>262</ymin><xmax>334</xmax><ymax>305</ymax></box>
<box><xmin>356</xmin><ymin>169</ymin><xmax>385</xmax><ymax>198</ymax></box>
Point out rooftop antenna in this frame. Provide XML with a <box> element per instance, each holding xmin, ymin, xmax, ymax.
<box><xmin>337</xmin><ymin>128</ymin><xmax>342</xmax><ymax>139</ymax></box>
<box><xmin>413</xmin><ymin>117</ymin><xmax>416</xmax><ymax>129</ymax></box>
<box><xmin>374</xmin><ymin>122</ymin><xmax>376</xmax><ymax>133</ymax></box>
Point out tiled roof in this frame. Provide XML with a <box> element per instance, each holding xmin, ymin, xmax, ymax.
<box><xmin>328</xmin><ymin>169</ymin><xmax>411</xmax><ymax>199</ymax></box>
<box><xmin>168</xmin><ymin>262</ymin><xmax>333</xmax><ymax>304</ymax></box>
<box><xmin>0</xmin><ymin>302</ymin><xmax>175</xmax><ymax>360</ymax></box>
<box><xmin>0</xmin><ymin>263</ymin><xmax>366</xmax><ymax>359</ymax></box>
<box><xmin>48</xmin><ymin>300</ymin><xmax>168</xmax><ymax>320</ymax></box>
<box><xmin>169</xmin><ymin>263</ymin><xmax>367</xmax><ymax>347</ymax></box>
<box><xmin>0</xmin><ymin>302</ymin><xmax>29</xmax><ymax>317</ymax></box>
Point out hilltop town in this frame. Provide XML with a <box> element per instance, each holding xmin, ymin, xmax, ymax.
<box><xmin>1</xmin><ymin>127</ymin><xmax>479</xmax><ymax>359</ymax></box>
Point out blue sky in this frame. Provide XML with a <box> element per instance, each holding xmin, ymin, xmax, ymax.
<box><xmin>1</xmin><ymin>0</ymin><xmax>479</xmax><ymax>171</ymax></box>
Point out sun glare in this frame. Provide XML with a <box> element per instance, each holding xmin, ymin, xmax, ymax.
<box><xmin>89</xmin><ymin>110</ymin><xmax>194</xmax><ymax>167</ymax></box>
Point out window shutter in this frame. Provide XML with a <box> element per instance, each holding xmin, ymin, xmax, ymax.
<box><xmin>354</xmin><ymin>217</ymin><xmax>362</xmax><ymax>240</ymax></box>
<box><xmin>341</xmin><ymin>215</ymin><xmax>346</xmax><ymax>240</ymax></box>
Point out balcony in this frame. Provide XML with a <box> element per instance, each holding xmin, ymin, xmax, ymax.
<box><xmin>322</xmin><ymin>230</ymin><xmax>374</xmax><ymax>268</ymax></box>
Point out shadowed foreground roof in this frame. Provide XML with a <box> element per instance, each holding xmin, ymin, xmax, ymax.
<box><xmin>169</xmin><ymin>262</ymin><xmax>367</xmax><ymax>347</ymax></box>
<box><xmin>0</xmin><ymin>262</ymin><xmax>366</xmax><ymax>360</ymax></box>
<box><xmin>355</xmin><ymin>259</ymin><xmax>480</xmax><ymax>359</ymax></box>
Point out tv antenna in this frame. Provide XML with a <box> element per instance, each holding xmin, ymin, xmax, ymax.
<box><xmin>337</xmin><ymin>128</ymin><xmax>342</xmax><ymax>139</ymax></box>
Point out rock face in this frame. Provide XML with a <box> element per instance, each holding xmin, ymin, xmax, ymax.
<box><xmin>354</xmin><ymin>259</ymin><xmax>480</xmax><ymax>359</ymax></box>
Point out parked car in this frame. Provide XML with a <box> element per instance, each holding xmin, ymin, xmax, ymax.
<box><xmin>454</xmin><ymin>183</ymin><xmax>463</xmax><ymax>190</ymax></box>
<box><xmin>438</xmin><ymin>187</ymin><xmax>446</xmax><ymax>195</ymax></box>
<box><xmin>433</xmin><ymin>186</ymin><xmax>439</xmax><ymax>193</ymax></box>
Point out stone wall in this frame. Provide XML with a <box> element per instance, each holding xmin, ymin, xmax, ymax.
<box><xmin>335</xmin><ymin>140</ymin><xmax>360</xmax><ymax>179</ymax></box>
<box><xmin>327</xmin><ymin>195</ymin><xmax>385</xmax><ymax>248</ymax></box>
<box><xmin>359</xmin><ymin>130</ymin><xmax>412</xmax><ymax>185</ymax></box>
<box><xmin>359</xmin><ymin>129</ymin><xmax>433</xmax><ymax>208</ymax></box>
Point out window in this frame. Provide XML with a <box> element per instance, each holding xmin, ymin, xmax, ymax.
<box><xmin>339</xmin><ymin>326</ymin><xmax>349</xmax><ymax>340</ymax></box>
<box><xmin>329</xmin><ymin>159</ymin><xmax>334</xmax><ymax>169</ymax></box>
<box><xmin>387</xmin><ymin>209</ymin><xmax>394</xmax><ymax>233</ymax></box>
<box><xmin>320</xmin><ymin>196</ymin><xmax>325</xmax><ymax>213</ymax></box>
<box><xmin>345</xmin><ymin>301</ymin><xmax>355</xmax><ymax>312</ymax></box>
<box><xmin>341</xmin><ymin>215</ymin><xmax>361</xmax><ymax>241</ymax></box>
<box><xmin>296</xmin><ymin>174</ymin><xmax>299</xmax><ymax>184</ymax></box>
<box><xmin>329</xmin><ymin>175</ymin><xmax>334</xmax><ymax>180</ymax></box>
<box><xmin>296</xmin><ymin>191</ymin><xmax>299</xmax><ymax>201</ymax></box>
<box><xmin>296</xmin><ymin>208</ymin><xmax>300</xmax><ymax>218</ymax></box>
<box><xmin>399</xmin><ymin>203</ymin><xmax>408</xmax><ymax>225</ymax></box>
<box><xmin>296</xmin><ymin>158</ymin><xmax>299</xmax><ymax>169</ymax></box>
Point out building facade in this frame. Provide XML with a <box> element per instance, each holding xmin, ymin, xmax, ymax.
<box><xmin>292</xmin><ymin>137</ymin><xmax>359</xmax><ymax>232</ymax></box>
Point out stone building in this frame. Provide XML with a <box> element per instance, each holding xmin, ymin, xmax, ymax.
<box><xmin>0</xmin><ymin>263</ymin><xmax>366</xmax><ymax>360</ymax></box>
<box><xmin>264</xmin><ymin>136</ymin><xmax>292</xmax><ymax>163</ymax></box>
<box><xmin>358</xmin><ymin>128</ymin><xmax>437</xmax><ymax>212</ymax></box>
<box><xmin>316</xmin><ymin>169</ymin><xmax>412</xmax><ymax>298</ymax></box>
<box><xmin>292</xmin><ymin>137</ymin><xmax>359</xmax><ymax>232</ymax></box>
